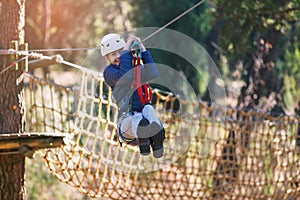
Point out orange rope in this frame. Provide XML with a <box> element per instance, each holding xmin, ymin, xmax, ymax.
<box><xmin>25</xmin><ymin>72</ymin><xmax>300</xmax><ymax>199</ymax></box>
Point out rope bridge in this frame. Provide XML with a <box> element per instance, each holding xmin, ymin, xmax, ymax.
<box><xmin>24</xmin><ymin>67</ymin><xmax>300</xmax><ymax>199</ymax></box>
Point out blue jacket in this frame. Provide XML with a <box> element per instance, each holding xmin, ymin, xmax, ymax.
<box><xmin>103</xmin><ymin>50</ymin><xmax>158</xmax><ymax>114</ymax></box>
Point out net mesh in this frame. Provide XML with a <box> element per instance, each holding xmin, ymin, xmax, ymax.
<box><xmin>24</xmin><ymin>68</ymin><xmax>300</xmax><ymax>199</ymax></box>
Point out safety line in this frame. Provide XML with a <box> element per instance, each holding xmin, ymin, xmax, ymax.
<box><xmin>0</xmin><ymin>1</ymin><xmax>205</xmax><ymax>75</ymax></box>
<box><xmin>142</xmin><ymin>0</ymin><xmax>205</xmax><ymax>42</ymax></box>
<box><xmin>1</xmin><ymin>0</ymin><xmax>205</xmax><ymax>53</ymax></box>
<box><xmin>0</xmin><ymin>57</ymin><xmax>27</xmax><ymax>76</ymax></box>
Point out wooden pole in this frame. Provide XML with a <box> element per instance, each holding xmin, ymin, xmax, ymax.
<box><xmin>0</xmin><ymin>1</ymin><xmax>26</xmax><ymax>199</ymax></box>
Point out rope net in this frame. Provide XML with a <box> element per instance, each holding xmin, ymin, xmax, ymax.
<box><xmin>24</xmin><ymin>68</ymin><xmax>300</xmax><ymax>199</ymax></box>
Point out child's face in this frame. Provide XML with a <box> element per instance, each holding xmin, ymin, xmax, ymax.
<box><xmin>106</xmin><ymin>49</ymin><xmax>122</xmax><ymax>65</ymax></box>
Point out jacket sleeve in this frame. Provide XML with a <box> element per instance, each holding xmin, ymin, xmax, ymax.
<box><xmin>141</xmin><ymin>50</ymin><xmax>158</xmax><ymax>83</ymax></box>
<box><xmin>103</xmin><ymin>50</ymin><xmax>134</xmax><ymax>87</ymax></box>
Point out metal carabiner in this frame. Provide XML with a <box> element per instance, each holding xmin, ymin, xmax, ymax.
<box><xmin>130</xmin><ymin>40</ymin><xmax>142</xmax><ymax>58</ymax></box>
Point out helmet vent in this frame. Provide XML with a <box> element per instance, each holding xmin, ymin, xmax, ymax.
<box><xmin>100</xmin><ymin>33</ymin><xmax>125</xmax><ymax>56</ymax></box>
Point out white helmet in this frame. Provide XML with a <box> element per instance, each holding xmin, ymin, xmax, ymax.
<box><xmin>100</xmin><ymin>33</ymin><xmax>125</xmax><ymax>56</ymax></box>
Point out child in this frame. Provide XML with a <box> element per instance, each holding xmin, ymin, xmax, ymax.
<box><xmin>100</xmin><ymin>33</ymin><xmax>165</xmax><ymax>158</ymax></box>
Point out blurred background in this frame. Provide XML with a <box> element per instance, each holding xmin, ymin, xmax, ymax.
<box><xmin>24</xmin><ymin>0</ymin><xmax>300</xmax><ymax>199</ymax></box>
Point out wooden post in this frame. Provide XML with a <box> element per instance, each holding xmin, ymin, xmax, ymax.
<box><xmin>19</xmin><ymin>43</ymin><xmax>28</xmax><ymax>72</ymax></box>
<box><xmin>9</xmin><ymin>40</ymin><xmax>19</xmax><ymax>70</ymax></box>
<box><xmin>0</xmin><ymin>1</ymin><xmax>26</xmax><ymax>199</ymax></box>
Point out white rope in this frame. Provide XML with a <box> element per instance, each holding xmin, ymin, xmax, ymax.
<box><xmin>0</xmin><ymin>1</ymin><xmax>205</xmax><ymax>74</ymax></box>
<box><xmin>0</xmin><ymin>57</ymin><xmax>27</xmax><ymax>76</ymax></box>
<box><xmin>0</xmin><ymin>51</ymin><xmax>69</xmax><ymax>75</ymax></box>
<box><xmin>61</xmin><ymin>60</ymin><xmax>101</xmax><ymax>76</ymax></box>
<box><xmin>27</xmin><ymin>47</ymin><xmax>100</xmax><ymax>53</ymax></box>
<box><xmin>0</xmin><ymin>51</ymin><xmax>56</xmax><ymax>75</ymax></box>
<box><xmin>0</xmin><ymin>0</ymin><xmax>205</xmax><ymax>54</ymax></box>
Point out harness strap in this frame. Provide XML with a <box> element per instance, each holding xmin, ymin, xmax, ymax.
<box><xmin>131</xmin><ymin>43</ymin><xmax>152</xmax><ymax>105</ymax></box>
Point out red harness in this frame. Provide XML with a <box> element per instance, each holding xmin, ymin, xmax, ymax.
<box><xmin>132</xmin><ymin>55</ymin><xmax>152</xmax><ymax>105</ymax></box>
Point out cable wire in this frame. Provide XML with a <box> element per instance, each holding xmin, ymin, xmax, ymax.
<box><xmin>142</xmin><ymin>0</ymin><xmax>205</xmax><ymax>42</ymax></box>
<box><xmin>0</xmin><ymin>0</ymin><xmax>206</xmax><ymax>75</ymax></box>
<box><xmin>19</xmin><ymin>0</ymin><xmax>205</xmax><ymax>53</ymax></box>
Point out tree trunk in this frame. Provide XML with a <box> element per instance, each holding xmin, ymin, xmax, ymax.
<box><xmin>0</xmin><ymin>0</ymin><xmax>26</xmax><ymax>199</ymax></box>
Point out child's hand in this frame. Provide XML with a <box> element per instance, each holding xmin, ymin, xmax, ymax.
<box><xmin>124</xmin><ymin>35</ymin><xmax>146</xmax><ymax>52</ymax></box>
<box><xmin>134</xmin><ymin>37</ymin><xmax>146</xmax><ymax>52</ymax></box>
<box><xmin>124</xmin><ymin>36</ymin><xmax>135</xmax><ymax>50</ymax></box>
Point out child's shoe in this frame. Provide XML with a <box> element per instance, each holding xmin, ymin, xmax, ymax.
<box><xmin>149</xmin><ymin>122</ymin><xmax>165</xmax><ymax>158</ymax></box>
<box><xmin>137</xmin><ymin>118</ymin><xmax>151</xmax><ymax>156</ymax></box>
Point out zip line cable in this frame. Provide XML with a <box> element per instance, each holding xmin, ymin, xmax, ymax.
<box><xmin>1</xmin><ymin>0</ymin><xmax>205</xmax><ymax>54</ymax></box>
<box><xmin>142</xmin><ymin>0</ymin><xmax>205</xmax><ymax>42</ymax></box>
<box><xmin>0</xmin><ymin>1</ymin><xmax>205</xmax><ymax>75</ymax></box>
<box><xmin>30</xmin><ymin>0</ymin><xmax>205</xmax><ymax>51</ymax></box>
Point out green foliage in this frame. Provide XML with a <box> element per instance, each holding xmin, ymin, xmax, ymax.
<box><xmin>207</xmin><ymin>0</ymin><xmax>300</xmax><ymax>113</ymax></box>
<box><xmin>129</xmin><ymin>0</ymin><xmax>212</xmax><ymax>40</ymax></box>
<box><xmin>212</xmin><ymin>0</ymin><xmax>300</xmax><ymax>57</ymax></box>
<box><xmin>279</xmin><ymin>46</ymin><xmax>300</xmax><ymax>113</ymax></box>
<box><xmin>23</xmin><ymin>0</ymin><xmax>300</xmax><ymax>111</ymax></box>
<box><xmin>128</xmin><ymin>0</ymin><xmax>214</xmax><ymax>96</ymax></box>
<box><xmin>22</xmin><ymin>1</ymin><xmax>300</xmax><ymax>198</ymax></box>
<box><xmin>25</xmin><ymin>157</ymin><xmax>90</xmax><ymax>200</ymax></box>
<box><xmin>273</xmin><ymin>18</ymin><xmax>300</xmax><ymax>114</ymax></box>
<box><xmin>127</xmin><ymin>0</ymin><xmax>300</xmax><ymax>110</ymax></box>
